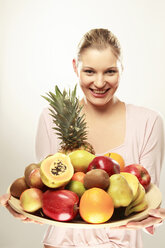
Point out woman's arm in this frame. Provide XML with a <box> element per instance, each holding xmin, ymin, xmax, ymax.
<box><xmin>35</xmin><ymin>108</ymin><xmax>52</xmax><ymax>162</ymax></box>
<box><xmin>0</xmin><ymin>194</ymin><xmax>27</xmax><ymax>220</ymax></box>
<box><xmin>35</xmin><ymin>107</ymin><xmax>60</xmax><ymax>162</ymax></box>
<box><xmin>0</xmin><ymin>108</ymin><xmax>55</xmax><ymax>223</ymax></box>
<box><xmin>126</xmin><ymin>113</ymin><xmax>165</xmax><ymax>233</ymax></box>
<box><xmin>139</xmin><ymin>113</ymin><xmax>165</xmax><ymax>186</ymax></box>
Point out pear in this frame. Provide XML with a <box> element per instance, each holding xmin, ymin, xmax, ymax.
<box><xmin>125</xmin><ymin>184</ymin><xmax>146</xmax><ymax>216</ymax></box>
<box><xmin>69</xmin><ymin>150</ymin><xmax>95</xmax><ymax>172</ymax></box>
<box><xmin>125</xmin><ymin>197</ymin><xmax>148</xmax><ymax>216</ymax></box>
<box><xmin>120</xmin><ymin>172</ymin><xmax>140</xmax><ymax>201</ymax></box>
<box><xmin>107</xmin><ymin>174</ymin><xmax>134</xmax><ymax>208</ymax></box>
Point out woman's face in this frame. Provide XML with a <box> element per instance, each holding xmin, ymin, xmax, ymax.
<box><xmin>73</xmin><ymin>47</ymin><xmax>121</xmax><ymax>107</ymax></box>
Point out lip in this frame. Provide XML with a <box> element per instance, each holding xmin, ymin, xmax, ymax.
<box><xmin>89</xmin><ymin>88</ymin><xmax>110</xmax><ymax>98</ymax></box>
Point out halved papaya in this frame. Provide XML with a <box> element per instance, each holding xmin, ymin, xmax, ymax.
<box><xmin>40</xmin><ymin>153</ymin><xmax>74</xmax><ymax>188</ymax></box>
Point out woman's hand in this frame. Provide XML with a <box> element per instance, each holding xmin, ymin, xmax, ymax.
<box><xmin>112</xmin><ymin>208</ymin><xmax>165</xmax><ymax>234</ymax></box>
<box><xmin>125</xmin><ymin>208</ymin><xmax>165</xmax><ymax>234</ymax></box>
<box><xmin>0</xmin><ymin>193</ymin><xmax>27</xmax><ymax>220</ymax></box>
<box><xmin>0</xmin><ymin>193</ymin><xmax>43</xmax><ymax>224</ymax></box>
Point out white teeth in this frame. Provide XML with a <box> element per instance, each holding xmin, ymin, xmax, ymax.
<box><xmin>92</xmin><ymin>89</ymin><xmax>108</xmax><ymax>94</ymax></box>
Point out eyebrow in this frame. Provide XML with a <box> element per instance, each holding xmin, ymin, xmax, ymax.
<box><xmin>105</xmin><ymin>67</ymin><xmax>119</xmax><ymax>70</ymax></box>
<box><xmin>82</xmin><ymin>66</ymin><xmax>119</xmax><ymax>70</ymax></box>
<box><xmin>82</xmin><ymin>66</ymin><xmax>94</xmax><ymax>69</ymax></box>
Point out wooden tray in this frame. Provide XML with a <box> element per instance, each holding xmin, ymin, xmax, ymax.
<box><xmin>8</xmin><ymin>184</ymin><xmax>162</xmax><ymax>229</ymax></box>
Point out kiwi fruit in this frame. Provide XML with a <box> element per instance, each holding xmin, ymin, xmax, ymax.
<box><xmin>10</xmin><ymin>177</ymin><xmax>29</xmax><ymax>198</ymax></box>
<box><xmin>83</xmin><ymin>169</ymin><xmax>110</xmax><ymax>190</ymax></box>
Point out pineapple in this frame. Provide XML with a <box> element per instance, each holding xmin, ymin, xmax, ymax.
<box><xmin>42</xmin><ymin>85</ymin><xmax>95</xmax><ymax>154</ymax></box>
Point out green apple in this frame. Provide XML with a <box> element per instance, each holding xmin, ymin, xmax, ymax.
<box><xmin>66</xmin><ymin>180</ymin><xmax>86</xmax><ymax>198</ymax></box>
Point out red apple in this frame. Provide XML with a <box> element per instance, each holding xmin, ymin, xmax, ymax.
<box><xmin>42</xmin><ymin>189</ymin><xmax>79</xmax><ymax>221</ymax></box>
<box><xmin>123</xmin><ymin>164</ymin><xmax>151</xmax><ymax>190</ymax></box>
<box><xmin>87</xmin><ymin>156</ymin><xmax>120</xmax><ymax>176</ymax></box>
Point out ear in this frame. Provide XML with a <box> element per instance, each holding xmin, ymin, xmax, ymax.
<box><xmin>72</xmin><ymin>59</ymin><xmax>78</xmax><ymax>76</ymax></box>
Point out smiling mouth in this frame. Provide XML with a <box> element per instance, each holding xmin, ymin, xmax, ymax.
<box><xmin>89</xmin><ymin>88</ymin><xmax>110</xmax><ymax>94</ymax></box>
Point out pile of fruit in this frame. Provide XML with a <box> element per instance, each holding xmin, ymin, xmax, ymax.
<box><xmin>10</xmin><ymin>150</ymin><xmax>151</xmax><ymax>224</ymax></box>
<box><xmin>9</xmin><ymin>85</ymin><xmax>151</xmax><ymax>224</ymax></box>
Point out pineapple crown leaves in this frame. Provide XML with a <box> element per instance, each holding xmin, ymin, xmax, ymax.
<box><xmin>42</xmin><ymin>85</ymin><xmax>88</xmax><ymax>148</ymax></box>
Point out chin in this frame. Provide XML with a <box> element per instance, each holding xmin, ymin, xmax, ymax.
<box><xmin>88</xmin><ymin>98</ymin><xmax>111</xmax><ymax>107</ymax></box>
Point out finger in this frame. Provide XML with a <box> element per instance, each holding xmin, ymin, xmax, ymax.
<box><xmin>22</xmin><ymin>218</ymin><xmax>44</xmax><ymax>225</ymax></box>
<box><xmin>126</xmin><ymin>216</ymin><xmax>162</xmax><ymax>229</ymax></box>
<box><xmin>22</xmin><ymin>218</ymin><xmax>35</xmax><ymax>223</ymax></box>
<box><xmin>149</xmin><ymin>208</ymin><xmax>165</xmax><ymax>219</ymax></box>
<box><xmin>0</xmin><ymin>194</ymin><xmax>10</xmax><ymax>206</ymax></box>
<box><xmin>22</xmin><ymin>218</ymin><xmax>32</xmax><ymax>223</ymax></box>
<box><xmin>34</xmin><ymin>221</ymin><xmax>44</xmax><ymax>225</ymax></box>
<box><xmin>110</xmin><ymin>225</ymin><xmax>127</xmax><ymax>230</ymax></box>
<box><xmin>6</xmin><ymin>205</ymin><xmax>26</xmax><ymax>220</ymax></box>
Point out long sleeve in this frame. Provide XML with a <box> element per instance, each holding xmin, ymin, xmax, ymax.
<box><xmin>139</xmin><ymin>113</ymin><xmax>165</xmax><ymax>186</ymax></box>
<box><xmin>35</xmin><ymin>108</ymin><xmax>60</xmax><ymax>162</ymax></box>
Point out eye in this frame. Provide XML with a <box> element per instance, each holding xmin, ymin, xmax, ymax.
<box><xmin>106</xmin><ymin>70</ymin><xmax>117</xmax><ymax>74</ymax></box>
<box><xmin>84</xmin><ymin>69</ymin><xmax>94</xmax><ymax>75</ymax></box>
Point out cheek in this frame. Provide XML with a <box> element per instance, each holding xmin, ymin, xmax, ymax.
<box><xmin>107</xmin><ymin>75</ymin><xmax>120</xmax><ymax>87</ymax></box>
<box><xmin>79</xmin><ymin>75</ymin><xmax>92</xmax><ymax>86</ymax></box>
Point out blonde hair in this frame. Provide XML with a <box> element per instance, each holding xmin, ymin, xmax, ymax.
<box><xmin>77</xmin><ymin>28</ymin><xmax>122</xmax><ymax>66</ymax></box>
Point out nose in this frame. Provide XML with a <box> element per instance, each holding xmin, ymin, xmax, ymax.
<box><xmin>94</xmin><ymin>74</ymin><xmax>106</xmax><ymax>88</ymax></box>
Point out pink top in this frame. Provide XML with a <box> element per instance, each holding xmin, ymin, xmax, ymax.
<box><xmin>35</xmin><ymin>103</ymin><xmax>164</xmax><ymax>248</ymax></box>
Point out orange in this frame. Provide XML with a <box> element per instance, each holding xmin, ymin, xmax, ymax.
<box><xmin>71</xmin><ymin>172</ymin><xmax>85</xmax><ymax>183</ymax></box>
<box><xmin>79</xmin><ymin>188</ymin><xmax>114</xmax><ymax>224</ymax></box>
<box><xmin>104</xmin><ymin>152</ymin><xmax>125</xmax><ymax>171</ymax></box>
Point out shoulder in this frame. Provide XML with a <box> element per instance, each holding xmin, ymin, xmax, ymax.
<box><xmin>39</xmin><ymin>107</ymin><xmax>53</xmax><ymax>122</ymax></box>
<box><xmin>37</xmin><ymin>107</ymin><xmax>54</xmax><ymax>132</ymax></box>
<box><xmin>41</xmin><ymin>107</ymin><xmax>51</xmax><ymax>117</ymax></box>
<box><xmin>126</xmin><ymin>103</ymin><xmax>164</xmax><ymax>124</ymax></box>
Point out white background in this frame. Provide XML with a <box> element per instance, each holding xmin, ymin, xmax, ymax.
<box><xmin>0</xmin><ymin>0</ymin><xmax>165</xmax><ymax>247</ymax></box>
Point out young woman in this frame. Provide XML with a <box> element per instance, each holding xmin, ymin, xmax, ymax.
<box><xmin>1</xmin><ymin>28</ymin><xmax>165</xmax><ymax>248</ymax></box>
